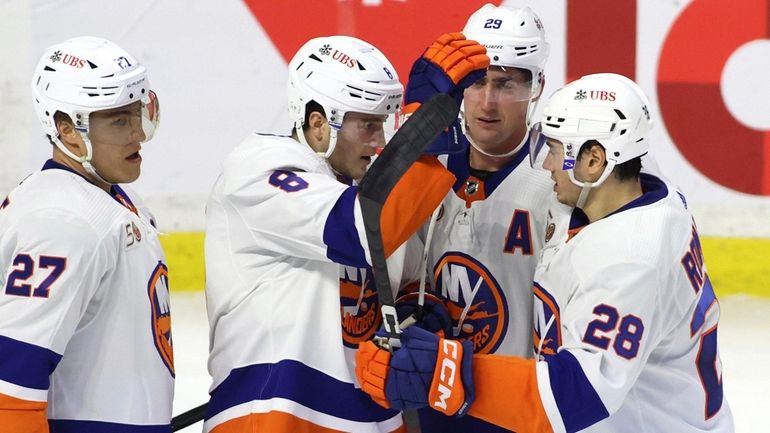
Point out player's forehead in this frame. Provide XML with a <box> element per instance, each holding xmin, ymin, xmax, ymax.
<box><xmin>486</xmin><ymin>66</ymin><xmax>530</xmax><ymax>82</ymax></box>
<box><xmin>344</xmin><ymin>111</ymin><xmax>387</xmax><ymax>123</ymax></box>
<box><xmin>90</xmin><ymin>101</ymin><xmax>142</xmax><ymax>119</ymax></box>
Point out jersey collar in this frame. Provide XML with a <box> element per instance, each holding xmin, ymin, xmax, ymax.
<box><xmin>446</xmin><ymin>135</ymin><xmax>530</xmax><ymax>201</ymax></box>
<box><xmin>42</xmin><ymin>159</ymin><xmax>138</xmax><ymax>215</ymax></box>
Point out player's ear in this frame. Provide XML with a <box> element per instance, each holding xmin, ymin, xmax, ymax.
<box><xmin>585</xmin><ymin>143</ymin><xmax>607</xmax><ymax>175</ymax></box>
<box><xmin>304</xmin><ymin>110</ymin><xmax>330</xmax><ymax>153</ymax></box>
<box><xmin>307</xmin><ymin>111</ymin><xmax>328</xmax><ymax>139</ymax></box>
<box><xmin>54</xmin><ymin>112</ymin><xmax>86</xmax><ymax>155</ymax></box>
<box><xmin>577</xmin><ymin>141</ymin><xmax>607</xmax><ymax>181</ymax></box>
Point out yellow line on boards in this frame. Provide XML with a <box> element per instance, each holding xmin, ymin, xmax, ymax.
<box><xmin>160</xmin><ymin>232</ymin><xmax>770</xmax><ymax>298</ymax></box>
<box><xmin>701</xmin><ymin>237</ymin><xmax>770</xmax><ymax>298</ymax></box>
<box><xmin>160</xmin><ymin>232</ymin><xmax>205</xmax><ymax>292</ymax></box>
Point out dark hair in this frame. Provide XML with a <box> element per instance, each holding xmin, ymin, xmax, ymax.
<box><xmin>291</xmin><ymin>100</ymin><xmax>326</xmax><ymax>135</ymax></box>
<box><xmin>578</xmin><ymin>140</ymin><xmax>642</xmax><ymax>181</ymax></box>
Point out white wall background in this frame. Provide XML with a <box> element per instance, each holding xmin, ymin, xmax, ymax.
<box><xmin>2</xmin><ymin>0</ymin><xmax>769</xmax><ymax>235</ymax></box>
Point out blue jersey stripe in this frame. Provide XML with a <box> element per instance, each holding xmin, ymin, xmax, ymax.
<box><xmin>0</xmin><ymin>335</ymin><xmax>62</xmax><ymax>390</ymax></box>
<box><xmin>418</xmin><ymin>407</ymin><xmax>512</xmax><ymax>432</ymax></box>
<box><xmin>49</xmin><ymin>420</ymin><xmax>170</xmax><ymax>433</ymax></box>
<box><xmin>323</xmin><ymin>186</ymin><xmax>368</xmax><ymax>267</ymax></box>
<box><xmin>545</xmin><ymin>350</ymin><xmax>609</xmax><ymax>433</ymax></box>
<box><xmin>691</xmin><ymin>275</ymin><xmax>717</xmax><ymax>334</ymax></box>
<box><xmin>207</xmin><ymin>359</ymin><xmax>399</xmax><ymax>423</ymax></box>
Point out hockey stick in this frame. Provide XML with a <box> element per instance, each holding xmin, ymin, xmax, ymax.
<box><xmin>171</xmin><ymin>403</ymin><xmax>207</xmax><ymax>431</ymax></box>
<box><xmin>169</xmin><ymin>94</ymin><xmax>458</xmax><ymax>429</ymax></box>
<box><xmin>358</xmin><ymin>93</ymin><xmax>459</xmax><ymax>342</ymax></box>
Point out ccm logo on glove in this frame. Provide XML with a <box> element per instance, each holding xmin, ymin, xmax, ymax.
<box><xmin>429</xmin><ymin>339</ymin><xmax>464</xmax><ymax>414</ymax></box>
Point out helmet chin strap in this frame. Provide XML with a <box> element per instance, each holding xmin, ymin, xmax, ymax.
<box><xmin>461</xmin><ymin>96</ymin><xmax>541</xmax><ymax>159</ymax></box>
<box><xmin>568</xmin><ymin>161</ymin><xmax>616</xmax><ymax>210</ymax></box>
<box><xmin>575</xmin><ymin>183</ymin><xmax>593</xmax><ymax>209</ymax></box>
<box><xmin>54</xmin><ymin>133</ymin><xmax>113</xmax><ymax>186</ymax></box>
<box><xmin>296</xmin><ymin>119</ymin><xmax>338</xmax><ymax>159</ymax></box>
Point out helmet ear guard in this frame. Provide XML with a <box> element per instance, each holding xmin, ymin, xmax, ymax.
<box><xmin>287</xmin><ymin>35</ymin><xmax>403</xmax><ymax>158</ymax></box>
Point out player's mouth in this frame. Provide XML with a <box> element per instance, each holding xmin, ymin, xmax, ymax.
<box><xmin>126</xmin><ymin>152</ymin><xmax>142</xmax><ymax>163</ymax></box>
<box><xmin>475</xmin><ymin>117</ymin><xmax>500</xmax><ymax>127</ymax></box>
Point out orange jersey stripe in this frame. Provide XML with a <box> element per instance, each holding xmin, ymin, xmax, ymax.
<box><xmin>380</xmin><ymin>155</ymin><xmax>455</xmax><ymax>257</ymax></box>
<box><xmin>210</xmin><ymin>411</ymin><xmax>407</xmax><ymax>433</ymax></box>
<box><xmin>468</xmin><ymin>355</ymin><xmax>554</xmax><ymax>433</ymax></box>
<box><xmin>0</xmin><ymin>393</ymin><xmax>48</xmax><ymax>433</ymax></box>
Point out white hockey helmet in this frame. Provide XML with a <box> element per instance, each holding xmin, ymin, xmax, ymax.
<box><xmin>462</xmin><ymin>4</ymin><xmax>549</xmax><ymax>99</ymax></box>
<box><xmin>287</xmin><ymin>35</ymin><xmax>403</xmax><ymax>157</ymax></box>
<box><xmin>460</xmin><ymin>4</ymin><xmax>550</xmax><ymax>158</ymax></box>
<box><xmin>31</xmin><ymin>36</ymin><xmax>159</xmax><ymax>183</ymax></box>
<box><xmin>532</xmin><ymin>73</ymin><xmax>653</xmax><ymax>205</ymax></box>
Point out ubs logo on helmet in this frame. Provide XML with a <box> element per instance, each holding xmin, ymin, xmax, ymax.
<box><xmin>148</xmin><ymin>262</ymin><xmax>174</xmax><ymax>376</ymax></box>
<box><xmin>339</xmin><ymin>266</ymin><xmax>381</xmax><ymax>348</ymax></box>
<box><xmin>332</xmin><ymin>50</ymin><xmax>358</xmax><ymax>68</ymax></box>
<box><xmin>433</xmin><ymin>252</ymin><xmax>508</xmax><ymax>354</ymax></box>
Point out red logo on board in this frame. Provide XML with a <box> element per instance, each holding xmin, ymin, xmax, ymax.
<box><xmin>242</xmin><ymin>0</ymin><xmax>498</xmax><ymax>79</ymax></box>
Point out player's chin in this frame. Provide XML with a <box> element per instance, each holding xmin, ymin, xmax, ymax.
<box><xmin>555</xmin><ymin>190</ymin><xmax>578</xmax><ymax>207</ymax></box>
<box><xmin>353</xmin><ymin>160</ymin><xmax>370</xmax><ymax>179</ymax></box>
<box><xmin>119</xmin><ymin>165</ymin><xmax>142</xmax><ymax>184</ymax></box>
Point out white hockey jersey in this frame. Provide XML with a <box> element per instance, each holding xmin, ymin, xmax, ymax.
<box><xmin>204</xmin><ymin>134</ymin><xmax>451</xmax><ymax>433</ymax></box>
<box><xmin>414</xmin><ymin>140</ymin><xmax>554</xmax><ymax>433</ymax></box>
<box><xmin>0</xmin><ymin>160</ymin><xmax>173</xmax><ymax>432</ymax></box>
<box><xmin>464</xmin><ymin>173</ymin><xmax>734</xmax><ymax>433</ymax></box>
<box><xmin>424</xmin><ymin>140</ymin><xmax>553</xmax><ymax>357</ymax></box>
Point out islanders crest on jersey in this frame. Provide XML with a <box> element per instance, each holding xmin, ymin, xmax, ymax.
<box><xmin>148</xmin><ymin>261</ymin><xmax>174</xmax><ymax>376</ymax></box>
<box><xmin>340</xmin><ymin>265</ymin><xmax>381</xmax><ymax>348</ymax></box>
<box><xmin>533</xmin><ymin>282</ymin><xmax>561</xmax><ymax>357</ymax></box>
<box><xmin>433</xmin><ymin>252</ymin><xmax>508</xmax><ymax>353</ymax></box>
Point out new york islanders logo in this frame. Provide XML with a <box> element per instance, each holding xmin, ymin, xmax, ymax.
<box><xmin>533</xmin><ymin>282</ymin><xmax>561</xmax><ymax>358</ymax></box>
<box><xmin>339</xmin><ymin>265</ymin><xmax>381</xmax><ymax>348</ymax></box>
<box><xmin>148</xmin><ymin>262</ymin><xmax>174</xmax><ymax>376</ymax></box>
<box><xmin>433</xmin><ymin>252</ymin><xmax>508</xmax><ymax>354</ymax></box>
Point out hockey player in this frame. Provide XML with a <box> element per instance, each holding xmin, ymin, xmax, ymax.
<box><xmin>203</xmin><ymin>34</ymin><xmax>487</xmax><ymax>432</ymax></box>
<box><xmin>0</xmin><ymin>37</ymin><xmax>170</xmax><ymax>432</ymax></box>
<box><xmin>394</xmin><ymin>4</ymin><xmax>554</xmax><ymax>431</ymax></box>
<box><xmin>356</xmin><ymin>74</ymin><xmax>735</xmax><ymax>433</ymax></box>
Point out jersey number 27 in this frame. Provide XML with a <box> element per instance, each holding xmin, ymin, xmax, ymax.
<box><xmin>4</xmin><ymin>254</ymin><xmax>67</xmax><ymax>298</ymax></box>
